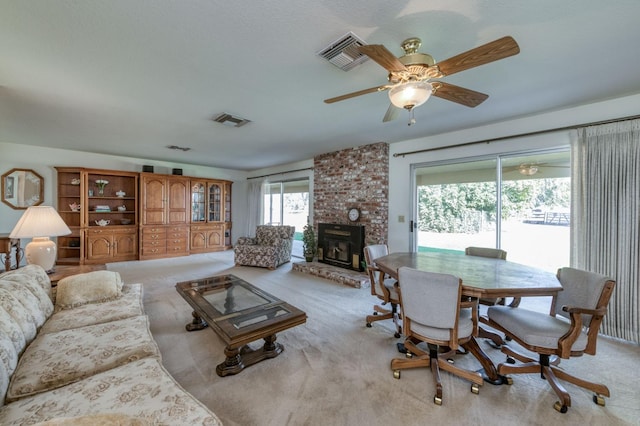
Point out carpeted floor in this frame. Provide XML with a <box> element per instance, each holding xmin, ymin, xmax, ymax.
<box><xmin>107</xmin><ymin>251</ymin><xmax>640</xmax><ymax>426</ymax></box>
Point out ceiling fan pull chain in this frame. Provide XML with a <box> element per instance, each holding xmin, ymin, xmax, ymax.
<box><xmin>408</xmin><ymin>108</ymin><xmax>416</xmax><ymax>126</ymax></box>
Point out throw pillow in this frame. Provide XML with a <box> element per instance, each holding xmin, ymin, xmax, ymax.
<box><xmin>55</xmin><ymin>271</ymin><xmax>123</xmax><ymax>311</ymax></box>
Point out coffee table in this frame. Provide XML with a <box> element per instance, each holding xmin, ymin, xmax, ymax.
<box><xmin>176</xmin><ymin>274</ymin><xmax>307</xmax><ymax>376</ymax></box>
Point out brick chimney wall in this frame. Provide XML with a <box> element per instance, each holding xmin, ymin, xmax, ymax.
<box><xmin>313</xmin><ymin>142</ymin><xmax>389</xmax><ymax>245</ymax></box>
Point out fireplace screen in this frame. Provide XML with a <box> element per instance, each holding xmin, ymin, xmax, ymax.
<box><xmin>317</xmin><ymin>223</ymin><xmax>365</xmax><ymax>271</ymax></box>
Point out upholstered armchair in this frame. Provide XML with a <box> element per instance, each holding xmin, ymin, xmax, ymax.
<box><xmin>234</xmin><ymin>225</ymin><xmax>295</xmax><ymax>270</ymax></box>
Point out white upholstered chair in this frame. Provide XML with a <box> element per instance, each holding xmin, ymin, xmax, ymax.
<box><xmin>485</xmin><ymin>267</ymin><xmax>615</xmax><ymax>413</ymax></box>
<box><xmin>391</xmin><ymin>267</ymin><xmax>483</xmax><ymax>405</ymax></box>
<box><xmin>364</xmin><ymin>245</ymin><xmax>401</xmax><ymax>338</ymax></box>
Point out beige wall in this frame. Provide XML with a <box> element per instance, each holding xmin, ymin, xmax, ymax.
<box><xmin>0</xmin><ymin>143</ymin><xmax>247</xmax><ymax>247</ymax></box>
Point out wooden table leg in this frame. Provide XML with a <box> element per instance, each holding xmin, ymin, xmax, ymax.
<box><xmin>216</xmin><ymin>334</ymin><xmax>284</xmax><ymax>377</ymax></box>
<box><xmin>463</xmin><ymin>336</ymin><xmax>508</xmax><ymax>385</ymax></box>
<box><xmin>186</xmin><ymin>311</ymin><xmax>208</xmax><ymax>331</ymax></box>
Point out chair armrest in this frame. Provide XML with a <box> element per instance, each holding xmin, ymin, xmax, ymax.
<box><xmin>557</xmin><ymin>306</ymin><xmax>590</xmax><ymax>358</ymax></box>
<box><xmin>561</xmin><ymin>305</ymin><xmax>607</xmax><ymax>317</ymax></box>
<box><xmin>236</xmin><ymin>237</ymin><xmax>257</xmax><ymax>245</ymax></box>
<box><xmin>460</xmin><ymin>298</ymin><xmax>479</xmax><ymax>336</ymax></box>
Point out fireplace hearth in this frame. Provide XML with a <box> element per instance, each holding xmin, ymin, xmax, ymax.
<box><xmin>317</xmin><ymin>223</ymin><xmax>365</xmax><ymax>272</ymax></box>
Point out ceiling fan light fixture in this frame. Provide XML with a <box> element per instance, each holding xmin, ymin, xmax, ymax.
<box><xmin>519</xmin><ymin>164</ymin><xmax>539</xmax><ymax>175</ymax></box>
<box><xmin>388</xmin><ymin>81</ymin><xmax>433</xmax><ymax>110</ymax></box>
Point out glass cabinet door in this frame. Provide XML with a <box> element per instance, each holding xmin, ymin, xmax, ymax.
<box><xmin>191</xmin><ymin>182</ymin><xmax>206</xmax><ymax>222</ymax></box>
<box><xmin>208</xmin><ymin>183</ymin><xmax>222</xmax><ymax>222</ymax></box>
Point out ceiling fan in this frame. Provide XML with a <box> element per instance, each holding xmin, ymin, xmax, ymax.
<box><xmin>504</xmin><ymin>163</ymin><xmax>570</xmax><ymax>176</ymax></box>
<box><xmin>324</xmin><ymin>36</ymin><xmax>520</xmax><ymax>125</ymax></box>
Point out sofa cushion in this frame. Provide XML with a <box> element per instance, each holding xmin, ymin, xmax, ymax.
<box><xmin>0</xmin><ymin>279</ymin><xmax>49</xmax><ymax>328</ymax></box>
<box><xmin>33</xmin><ymin>413</ymin><xmax>152</xmax><ymax>425</ymax></box>
<box><xmin>7</xmin><ymin>315</ymin><xmax>160</xmax><ymax>401</ymax></box>
<box><xmin>0</xmin><ymin>265</ymin><xmax>52</xmax><ymax>301</ymax></box>
<box><xmin>0</xmin><ymin>288</ymin><xmax>37</xmax><ymax>343</ymax></box>
<box><xmin>0</xmin><ymin>306</ymin><xmax>26</xmax><ymax>363</ymax></box>
<box><xmin>55</xmin><ymin>271</ymin><xmax>123</xmax><ymax>311</ymax></box>
<box><xmin>41</xmin><ymin>284</ymin><xmax>144</xmax><ymax>334</ymax></box>
<box><xmin>0</xmin><ymin>272</ymin><xmax>54</xmax><ymax>319</ymax></box>
<box><xmin>0</xmin><ymin>357</ymin><xmax>222</xmax><ymax>425</ymax></box>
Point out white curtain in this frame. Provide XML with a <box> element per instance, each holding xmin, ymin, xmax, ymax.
<box><xmin>571</xmin><ymin>119</ymin><xmax>640</xmax><ymax>343</ymax></box>
<box><xmin>246</xmin><ymin>178</ymin><xmax>267</xmax><ymax>237</ymax></box>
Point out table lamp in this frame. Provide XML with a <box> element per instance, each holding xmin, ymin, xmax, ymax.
<box><xmin>9</xmin><ymin>206</ymin><xmax>71</xmax><ymax>273</ymax></box>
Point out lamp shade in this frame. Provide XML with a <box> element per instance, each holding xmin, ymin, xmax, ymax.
<box><xmin>9</xmin><ymin>206</ymin><xmax>71</xmax><ymax>272</ymax></box>
<box><xmin>9</xmin><ymin>206</ymin><xmax>71</xmax><ymax>238</ymax></box>
<box><xmin>388</xmin><ymin>81</ymin><xmax>433</xmax><ymax>110</ymax></box>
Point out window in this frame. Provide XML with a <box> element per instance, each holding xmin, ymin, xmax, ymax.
<box><xmin>263</xmin><ymin>179</ymin><xmax>310</xmax><ymax>258</ymax></box>
<box><xmin>413</xmin><ymin>149</ymin><xmax>570</xmax><ymax>271</ymax></box>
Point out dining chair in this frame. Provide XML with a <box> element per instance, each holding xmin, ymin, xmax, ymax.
<box><xmin>391</xmin><ymin>267</ymin><xmax>483</xmax><ymax>406</ymax></box>
<box><xmin>464</xmin><ymin>246</ymin><xmax>512</xmax><ymax>306</ymax></box>
<box><xmin>364</xmin><ymin>245</ymin><xmax>401</xmax><ymax>338</ymax></box>
<box><xmin>485</xmin><ymin>267</ymin><xmax>615</xmax><ymax>413</ymax></box>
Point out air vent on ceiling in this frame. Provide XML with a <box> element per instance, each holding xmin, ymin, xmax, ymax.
<box><xmin>212</xmin><ymin>113</ymin><xmax>251</xmax><ymax>128</ymax></box>
<box><xmin>317</xmin><ymin>31</ymin><xmax>369</xmax><ymax>71</ymax></box>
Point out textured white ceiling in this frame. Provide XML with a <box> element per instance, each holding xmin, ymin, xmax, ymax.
<box><xmin>2</xmin><ymin>0</ymin><xmax>640</xmax><ymax>170</ymax></box>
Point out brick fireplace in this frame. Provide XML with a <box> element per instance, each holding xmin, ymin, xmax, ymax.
<box><xmin>313</xmin><ymin>142</ymin><xmax>389</xmax><ymax>249</ymax></box>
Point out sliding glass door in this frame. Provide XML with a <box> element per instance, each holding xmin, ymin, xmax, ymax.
<box><xmin>263</xmin><ymin>179</ymin><xmax>310</xmax><ymax>258</ymax></box>
<box><xmin>499</xmin><ymin>151</ymin><xmax>570</xmax><ymax>271</ymax></box>
<box><xmin>413</xmin><ymin>149</ymin><xmax>570</xmax><ymax>271</ymax></box>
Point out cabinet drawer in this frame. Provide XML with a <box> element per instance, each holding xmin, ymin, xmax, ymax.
<box><xmin>142</xmin><ymin>233</ymin><xmax>165</xmax><ymax>242</ymax></box>
<box><xmin>142</xmin><ymin>227</ymin><xmax>167</xmax><ymax>236</ymax></box>
<box><xmin>142</xmin><ymin>240</ymin><xmax>164</xmax><ymax>247</ymax></box>
<box><xmin>167</xmin><ymin>242</ymin><xmax>188</xmax><ymax>252</ymax></box>
<box><xmin>141</xmin><ymin>246</ymin><xmax>167</xmax><ymax>256</ymax></box>
<box><xmin>168</xmin><ymin>231</ymin><xmax>188</xmax><ymax>239</ymax></box>
<box><xmin>167</xmin><ymin>238</ymin><xmax>187</xmax><ymax>246</ymax></box>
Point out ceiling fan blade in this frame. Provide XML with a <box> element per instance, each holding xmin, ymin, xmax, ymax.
<box><xmin>382</xmin><ymin>104</ymin><xmax>401</xmax><ymax>122</ymax></box>
<box><xmin>324</xmin><ymin>85</ymin><xmax>390</xmax><ymax>104</ymax></box>
<box><xmin>436</xmin><ymin>36</ymin><xmax>520</xmax><ymax>76</ymax></box>
<box><xmin>358</xmin><ymin>45</ymin><xmax>408</xmax><ymax>72</ymax></box>
<box><xmin>432</xmin><ymin>82</ymin><xmax>489</xmax><ymax>107</ymax></box>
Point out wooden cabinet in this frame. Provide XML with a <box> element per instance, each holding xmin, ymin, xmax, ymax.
<box><xmin>139</xmin><ymin>173</ymin><xmax>190</xmax><ymax>260</ymax></box>
<box><xmin>55</xmin><ymin>167</ymin><xmax>138</xmax><ymax>265</ymax></box>
<box><xmin>189</xmin><ymin>179</ymin><xmax>232</xmax><ymax>252</ymax></box>
<box><xmin>55</xmin><ymin>167</ymin><xmax>84</xmax><ymax>264</ymax></box>
<box><xmin>56</xmin><ymin>168</ymin><xmax>232</xmax><ymax>263</ymax></box>
<box><xmin>86</xmin><ymin>227</ymin><xmax>137</xmax><ymax>263</ymax></box>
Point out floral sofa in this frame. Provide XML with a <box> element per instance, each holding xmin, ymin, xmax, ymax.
<box><xmin>0</xmin><ymin>265</ymin><xmax>222</xmax><ymax>425</ymax></box>
<box><xmin>234</xmin><ymin>225</ymin><xmax>295</xmax><ymax>270</ymax></box>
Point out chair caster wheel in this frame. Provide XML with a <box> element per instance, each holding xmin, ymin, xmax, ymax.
<box><xmin>505</xmin><ymin>336</ymin><xmax>512</xmax><ymax>341</ymax></box>
<box><xmin>471</xmin><ymin>384</ymin><xmax>480</xmax><ymax>394</ymax></box>
<box><xmin>394</xmin><ymin>332</ymin><xmax>401</xmax><ymax>338</ymax></box>
<box><xmin>366</xmin><ymin>323</ymin><xmax>372</xmax><ymax>328</ymax></box>
<box><xmin>593</xmin><ymin>394</ymin><xmax>606</xmax><ymax>406</ymax></box>
<box><xmin>433</xmin><ymin>396</ymin><xmax>442</xmax><ymax>406</ymax></box>
<box><xmin>393</xmin><ymin>370</ymin><xmax>400</xmax><ymax>379</ymax></box>
<box><xmin>373</xmin><ymin>312</ymin><xmax>378</xmax><ymax>316</ymax></box>
<box><xmin>506</xmin><ymin>356</ymin><xmax>516</xmax><ymax>364</ymax></box>
<box><xmin>553</xmin><ymin>401</ymin><xmax>568</xmax><ymax>413</ymax></box>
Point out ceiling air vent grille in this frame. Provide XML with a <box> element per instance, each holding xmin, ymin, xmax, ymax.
<box><xmin>317</xmin><ymin>31</ymin><xmax>369</xmax><ymax>71</ymax></box>
<box><xmin>212</xmin><ymin>113</ymin><xmax>251</xmax><ymax>128</ymax></box>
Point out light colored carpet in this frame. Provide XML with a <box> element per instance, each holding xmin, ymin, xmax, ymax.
<box><xmin>107</xmin><ymin>251</ymin><xmax>640</xmax><ymax>426</ymax></box>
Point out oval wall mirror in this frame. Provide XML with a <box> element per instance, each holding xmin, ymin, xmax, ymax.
<box><xmin>1</xmin><ymin>168</ymin><xmax>44</xmax><ymax>209</ymax></box>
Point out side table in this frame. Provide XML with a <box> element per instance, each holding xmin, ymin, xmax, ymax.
<box><xmin>48</xmin><ymin>264</ymin><xmax>107</xmax><ymax>286</ymax></box>
<box><xmin>0</xmin><ymin>233</ymin><xmax>21</xmax><ymax>271</ymax></box>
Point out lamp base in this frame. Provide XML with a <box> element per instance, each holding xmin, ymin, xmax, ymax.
<box><xmin>25</xmin><ymin>237</ymin><xmax>57</xmax><ymax>273</ymax></box>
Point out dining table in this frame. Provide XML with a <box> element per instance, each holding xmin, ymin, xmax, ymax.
<box><xmin>374</xmin><ymin>251</ymin><xmax>563</xmax><ymax>384</ymax></box>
